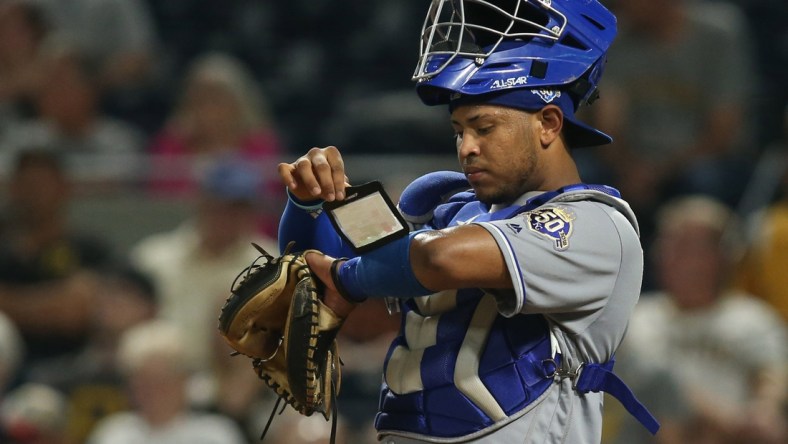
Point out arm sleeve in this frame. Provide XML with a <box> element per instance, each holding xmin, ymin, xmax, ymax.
<box><xmin>277</xmin><ymin>195</ymin><xmax>355</xmax><ymax>258</ymax></box>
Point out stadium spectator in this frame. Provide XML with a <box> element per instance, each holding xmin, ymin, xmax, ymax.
<box><xmin>23</xmin><ymin>264</ymin><xmax>158</xmax><ymax>444</ymax></box>
<box><xmin>585</xmin><ymin>0</ymin><xmax>756</xmax><ymax>249</ymax></box>
<box><xmin>735</xmin><ymin>112</ymin><xmax>788</xmax><ymax>322</ymax></box>
<box><xmin>146</xmin><ymin>52</ymin><xmax>282</xmax><ymax>196</ymax></box>
<box><xmin>129</xmin><ymin>158</ymin><xmax>277</xmax><ymax>429</ymax></box>
<box><xmin>0</xmin><ymin>382</ymin><xmax>68</xmax><ymax>444</ymax></box>
<box><xmin>699</xmin><ymin>0</ymin><xmax>788</xmax><ymax>148</ymax></box>
<box><xmin>0</xmin><ymin>42</ymin><xmax>146</xmax><ymax>182</ymax></box>
<box><xmin>145</xmin><ymin>51</ymin><xmax>283</xmax><ymax>235</ymax></box>
<box><xmin>86</xmin><ymin>320</ymin><xmax>246</xmax><ymax>444</ymax></box>
<box><xmin>0</xmin><ymin>0</ymin><xmax>50</xmax><ymax>125</ymax></box>
<box><xmin>0</xmin><ymin>149</ymin><xmax>114</xmax><ymax>383</ymax></box>
<box><xmin>34</xmin><ymin>0</ymin><xmax>160</xmax><ymax>126</ymax></box>
<box><xmin>613</xmin><ymin>195</ymin><xmax>787</xmax><ymax>443</ymax></box>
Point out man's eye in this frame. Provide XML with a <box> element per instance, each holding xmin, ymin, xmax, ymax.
<box><xmin>477</xmin><ymin>126</ymin><xmax>493</xmax><ymax>135</ymax></box>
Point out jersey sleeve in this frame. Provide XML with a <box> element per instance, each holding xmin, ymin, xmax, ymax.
<box><xmin>475</xmin><ymin>201</ymin><xmax>642</xmax><ymax>322</ymax></box>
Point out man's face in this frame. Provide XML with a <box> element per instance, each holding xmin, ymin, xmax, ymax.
<box><xmin>451</xmin><ymin>104</ymin><xmax>540</xmax><ymax>205</ymax></box>
<box><xmin>196</xmin><ymin>197</ymin><xmax>255</xmax><ymax>251</ymax></box>
<box><xmin>10</xmin><ymin>162</ymin><xmax>69</xmax><ymax>221</ymax></box>
<box><xmin>656</xmin><ymin>223</ymin><xmax>726</xmax><ymax>308</ymax></box>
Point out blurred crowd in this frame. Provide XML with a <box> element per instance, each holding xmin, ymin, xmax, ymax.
<box><xmin>0</xmin><ymin>0</ymin><xmax>784</xmax><ymax>443</ymax></box>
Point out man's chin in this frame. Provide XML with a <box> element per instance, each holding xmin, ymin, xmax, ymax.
<box><xmin>474</xmin><ymin>189</ymin><xmax>508</xmax><ymax>206</ymax></box>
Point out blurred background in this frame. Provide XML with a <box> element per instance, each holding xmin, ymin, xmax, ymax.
<box><xmin>0</xmin><ymin>0</ymin><xmax>784</xmax><ymax>443</ymax></box>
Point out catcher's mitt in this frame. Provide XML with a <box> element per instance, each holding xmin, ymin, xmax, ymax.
<box><xmin>217</xmin><ymin>242</ymin><xmax>344</xmax><ymax>434</ymax></box>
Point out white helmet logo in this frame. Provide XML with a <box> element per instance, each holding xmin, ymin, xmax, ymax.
<box><xmin>490</xmin><ymin>76</ymin><xmax>528</xmax><ymax>90</ymax></box>
<box><xmin>531</xmin><ymin>89</ymin><xmax>562</xmax><ymax>103</ymax></box>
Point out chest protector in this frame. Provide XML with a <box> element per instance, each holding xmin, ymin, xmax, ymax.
<box><xmin>375</xmin><ymin>185</ymin><xmax>659</xmax><ymax>438</ymax></box>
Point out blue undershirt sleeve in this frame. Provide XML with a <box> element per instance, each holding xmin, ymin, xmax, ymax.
<box><xmin>335</xmin><ymin>231</ymin><xmax>433</xmax><ymax>301</ymax></box>
<box><xmin>277</xmin><ymin>190</ymin><xmax>354</xmax><ymax>258</ymax></box>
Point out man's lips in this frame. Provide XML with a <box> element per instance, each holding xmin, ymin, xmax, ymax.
<box><xmin>464</xmin><ymin>167</ymin><xmax>486</xmax><ymax>181</ymax></box>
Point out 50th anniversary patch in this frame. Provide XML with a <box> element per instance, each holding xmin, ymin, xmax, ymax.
<box><xmin>524</xmin><ymin>206</ymin><xmax>575</xmax><ymax>250</ymax></box>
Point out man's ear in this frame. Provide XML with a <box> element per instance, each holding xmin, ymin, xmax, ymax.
<box><xmin>538</xmin><ymin>105</ymin><xmax>563</xmax><ymax>147</ymax></box>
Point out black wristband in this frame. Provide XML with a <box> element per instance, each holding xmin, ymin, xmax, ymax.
<box><xmin>329</xmin><ymin>258</ymin><xmax>366</xmax><ymax>303</ymax></box>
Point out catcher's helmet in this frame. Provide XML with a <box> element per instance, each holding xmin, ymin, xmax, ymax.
<box><xmin>413</xmin><ymin>0</ymin><xmax>617</xmax><ymax>147</ymax></box>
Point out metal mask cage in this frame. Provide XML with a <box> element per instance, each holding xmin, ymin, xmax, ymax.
<box><xmin>413</xmin><ymin>0</ymin><xmax>567</xmax><ymax>81</ymax></box>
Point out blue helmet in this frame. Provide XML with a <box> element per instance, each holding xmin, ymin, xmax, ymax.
<box><xmin>413</xmin><ymin>0</ymin><xmax>617</xmax><ymax>147</ymax></box>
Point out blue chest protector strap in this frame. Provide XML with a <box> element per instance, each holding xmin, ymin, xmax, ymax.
<box><xmin>575</xmin><ymin>359</ymin><xmax>660</xmax><ymax>435</ymax></box>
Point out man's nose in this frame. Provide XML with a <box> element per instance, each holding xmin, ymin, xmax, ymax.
<box><xmin>457</xmin><ymin>134</ymin><xmax>480</xmax><ymax>159</ymax></box>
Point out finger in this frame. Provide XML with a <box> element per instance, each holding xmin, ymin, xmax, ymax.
<box><xmin>310</xmin><ymin>146</ymin><xmax>346</xmax><ymax>201</ymax></box>
<box><xmin>323</xmin><ymin>146</ymin><xmax>347</xmax><ymax>200</ymax></box>
<box><xmin>305</xmin><ymin>251</ymin><xmax>336</xmax><ymax>289</ymax></box>
<box><xmin>305</xmin><ymin>250</ymin><xmax>331</xmax><ymax>265</ymax></box>
<box><xmin>332</xmin><ymin>165</ymin><xmax>347</xmax><ymax>200</ymax></box>
<box><xmin>293</xmin><ymin>155</ymin><xmax>322</xmax><ymax>197</ymax></box>
<box><xmin>277</xmin><ymin>162</ymin><xmax>297</xmax><ymax>190</ymax></box>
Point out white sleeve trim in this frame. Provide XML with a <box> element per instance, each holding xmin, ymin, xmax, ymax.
<box><xmin>476</xmin><ymin>221</ymin><xmax>525</xmax><ymax>317</ymax></box>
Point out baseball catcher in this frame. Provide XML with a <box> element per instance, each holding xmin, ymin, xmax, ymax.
<box><xmin>217</xmin><ymin>242</ymin><xmax>346</xmax><ymax>441</ymax></box>
<box><xmin>219</xmin><ymin>1</ymin><xmax>662</xmax><ymax>443</ymax></box>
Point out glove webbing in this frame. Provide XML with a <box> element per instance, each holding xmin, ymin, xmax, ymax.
<box><xmin>230</xmin><ymin>241</ymin><xmax>287</xmax><ymax>292</ymax></box>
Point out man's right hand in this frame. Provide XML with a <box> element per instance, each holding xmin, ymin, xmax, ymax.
<box><xmin>278</xmin><ymin>146</ymin><xmax>349</xmax><ymax>203</ymax></box>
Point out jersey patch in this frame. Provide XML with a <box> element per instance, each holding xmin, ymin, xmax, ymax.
<box><xmin>525</xmin><ymin>206</ymin><xmax>575</xmax><ymax>250</ymax></box>
<box><xmin>506</xmin><ymin>222</ymin><xmax>523</xmax><ymax>234</ymax></box>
